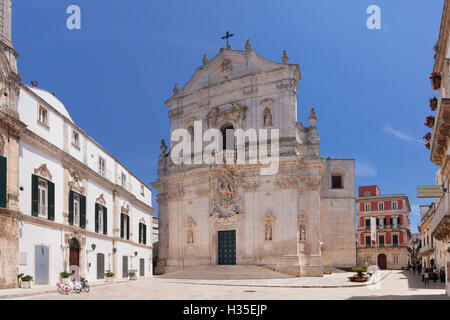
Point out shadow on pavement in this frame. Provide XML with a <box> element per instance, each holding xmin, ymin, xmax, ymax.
<box><xmin>401</xmin><ymin>270</ymin><xmax>445</xmax><ymax>290</ymax></box>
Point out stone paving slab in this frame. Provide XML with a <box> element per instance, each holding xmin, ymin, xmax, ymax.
<box><xmin>0</xmin><ymin>278</ymin><xmax>134</xmax><ymax>300</ymax></box>
<box><xmin>160</xmin><ymin>270</ymin><xmax>392</xmax><ymax>288</ymax></box>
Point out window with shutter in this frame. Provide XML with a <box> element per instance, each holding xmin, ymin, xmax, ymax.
<box><xmin>143</xmin><ymin>224</ymin><xmax>146</xmax><ymax>245</ymax></box>
<box><xmin>68</xmin><ymin>191</ymin><xmax>74</xmax><ymax>225</ymax></box>
<box><xmin>103</xmin><ymin>207</ymin><xmax>107</xmax><ymax>235</ymax></box>
<box><xmin>31</xmin><ymin>175</ymin><xmax>39</xmax><ymax>216</ymax></box>
<box><xmin>139</xmin><ymin>223</ymin><xmax>142</xmax><ymax>244</ymax></box>
<box><xmin>95</xmin><ymin>204</ymin><xmax>99</xmax><ymax>233</ymax></box>
<box><xmin>0</xmin><ymin>156</ymin><xmax>6</xmax><ymax>208</ymax></box>
<box><xmin>80</xmin><ymin>195</ymin><xmax>86</xmax><ymax>229</ymax></box>
<box><xmin>126</xmin><ymin>215</ymin><xmax>130</xmax><ymax>240</ymax></box>
<box><xmin>47</xmin><ymin>181</ymin><xmax>55</xmax><ymax>221</ymax></box>
<box><xmin>120</xmin><ymin>213</ymin><xmax>124</xmax><ymax>238</ymax></box>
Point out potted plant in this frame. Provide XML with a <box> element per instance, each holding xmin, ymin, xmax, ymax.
<box><xmin>20</xmin><ymin>275</ymin><xmax>33</xmax><ymax>288</ymax></box>
<box><xmin>128</xmin><ymin>270</ymin><xmax>137</xmax><ymax>280</ymax></box>
<box><xmin>430</xmin><ymin>72</ymin><xmax>441</xmax><ymax>90</ymax></box>
<box><xmin>17</xmin><ymin>273</ymin><xmax>24</xmax><ymax>287</ymax></box>
<box><xmin>104</xmin><ymin>270</ymin><xmax>115</xmax><ymax>282</ymax></box>
<box><xmin>423</xmin><ymin>132</ymin><xmax>431</xmax><ymax>141</ymax></box>
<box><xmin>429</xmin><ymin>97</ymin><xmax>438</xmax><ymax>111</ymax></box>
<box><xmin>348</xmin><ymin>266</ymin><xmax>369</xmax><ymax>282</ymax></box>
<box><xmin>425</xmin><ymin>116</ymin><xmax>435</xmax><ymax>128</ymax></box>
<box><xmin>60</xmin><ymin>271</ymin><xmax>71</xmax><ymax>284</ymax></box>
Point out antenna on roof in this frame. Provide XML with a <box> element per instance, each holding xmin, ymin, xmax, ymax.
<box><xmin>31</xmin><ymin>80</ymin><xmax>38</xmax><ymax>87</ymax></box>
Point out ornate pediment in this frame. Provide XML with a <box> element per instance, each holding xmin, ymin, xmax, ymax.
<box><xmin>121</xmin><ymin>202</ymin><xmax>130</xmax><ymax>214</ymax></box>
<box><xmin>34</xmin><ymin>164</ymin><xmax>53</xmax><ymax>181</ymax></box>
<box><xmin>210</xmin><ymin>169</ymin><xmax>244</xmax><ymax>219</ymax></box>
<box><xmin>68</xmin><ymin>170</ymin><xmax>84</xmax><ymax>195</ymax></box>
<box><xmin>96</xmin><ymin>194</ymin><xmax>106</xmax><ymax>206</ymax></box>
<box><xmin>206</xmin><ymin>102</ymin><xmax>247</xmax><ymax>129</ymax></box>
<box><xmin>167</xmin><ymin>47</ymin><xmax>299</xmax><ymax>104</ymax></box>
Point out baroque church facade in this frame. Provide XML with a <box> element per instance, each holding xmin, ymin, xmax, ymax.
<box><xmin>153</xmin><ymin>41</ymin><xmax>356</xmax><ymax>277</ymax></box>
<box><xmin>0</xmin><ymin>0</ymin><xmax>154</xmax><ymax>288</ymax></box>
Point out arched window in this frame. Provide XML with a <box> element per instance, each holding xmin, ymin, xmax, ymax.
<box><xmin>221</xmin><ymin>125</ymin><xmax>235</xmax><ymax>150</ymax></box>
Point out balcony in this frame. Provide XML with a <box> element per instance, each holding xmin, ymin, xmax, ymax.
<box><xmin>431</xmin><ymin>98</ymin><xmax>450</xmax><ymax>166</ymax></box>
<box><xmin>431</xmin><ymin>191</ymin><xmax>450</xmax><ymax>241</ymax></box>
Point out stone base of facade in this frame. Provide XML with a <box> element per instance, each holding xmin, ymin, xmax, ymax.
<box><xmin>156</xmin><ymin>254</ymin><xmax>325</xmax><ymax>277</ymax></box>
<box><xmin>0</xmin><ymin>209</ymin><xmax>19</xmax><ymax>289</ymax></box>
<box><xmin>357</xmin><ymin>247</ymin><xmax>410</xmax><ymax>270</ymax></box>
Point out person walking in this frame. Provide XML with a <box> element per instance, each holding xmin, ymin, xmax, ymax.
<box><xmin>424</xmin><ymin>269</ymin><xmax>430</xmax><ymax>286</ymax></box>
<box><xmin>433</xmin><ymin>267</ymin><xmax>438</xmax><ymax>282</ymax></box>
<box><xmin>440</xmin><ymin>267</ymin><xmax>445</xmax><ymax>283</ymax></box>
<box><xmin>421</xmin><ymin>267</ymin><xmax>425</xmax><ymax>282</ymax></box>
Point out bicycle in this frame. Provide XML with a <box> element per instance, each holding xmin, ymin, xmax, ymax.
<box><xmin>80</xmin><ymin>277</ymin><xmax>90</xmax><ymax>293</ymax></box>
<box><xmin>56</xmin><ymin>280</ymin><xmax>82</xmax><ymax>294</ymax></box>
<box><xmin>56</xmin><ymin>282</ymin><xmax>70</xmax><ymax>295</ymax></box>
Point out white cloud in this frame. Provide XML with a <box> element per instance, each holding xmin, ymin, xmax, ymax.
<box><xmin>383</xmin><ymin>126</ymin><xmax>422</xmax><ymax>144</ymax></box>
<box><xmin>355</xmin><ymin>161</ymin><xmax>376</xmax><ymax>178</ymax></box>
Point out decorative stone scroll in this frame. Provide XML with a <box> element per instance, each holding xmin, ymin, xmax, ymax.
<box><xmin>299</xmin><ymin>176</ymin><xmax>321</xmax><ymax>191</ymax></box>
<box><xmin>157</xmin><ymin>190</ymin><xmax>185</xmax><ymax>204</ymax></box>
<box><xmin>195</xmin><ymin>189</ymin><xmax>209</xmax><ymax>198</ymax></box>
<box><xmin>274</xmin><ymin>178</ymin><xmax>298</xmax><ymax>189</ymax></box>
<box><xmin>242</xmin><ymin>183</ymin><xmax>260</xmax><ymax>192</ymax></box>
<box><xmin>34</xmin><ymin>164</ymin><xmax>53</xmax><ymax>181</ymax></box>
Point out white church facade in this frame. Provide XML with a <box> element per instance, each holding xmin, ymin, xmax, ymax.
<box><xmin>153</xmin><ymin>41</ymin><xmax>356</xmax><ymax>277</ymax></box>
<box><xmin>0</xmin><ymin>0</ymin><xmax>154</xmax><ymax>288</ymax></box>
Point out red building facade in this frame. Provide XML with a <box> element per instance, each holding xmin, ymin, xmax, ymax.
<box><xmin>356</xmin><ymin>186</ymin><xmax>412</xmax><ymax>269</ymax></box>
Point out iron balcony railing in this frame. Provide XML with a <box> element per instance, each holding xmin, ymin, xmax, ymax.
<box><xmin>431</xmin><ymin>191</ymin><xmax>449</xmax><ymax>236</ymax></box>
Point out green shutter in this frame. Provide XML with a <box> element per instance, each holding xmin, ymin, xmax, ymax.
<box><xmin>80</xmin><ymin>195</ymin><xmax>86</xmax><ymax>229</ymax></box>
<box><xmin>47</xmin><ymin>181</ymin><xmax>55</xmax><ymax>221</ymax></box>
<box><xmin>139</xmin><ymin>223</ymin><xmax>142</xmax><ymax>244</ymax></box>
<box><xmin>31</xmin><ymin>175</ymin><xmax>39</xmax><ymax>216</ymax></box>
<box><xmin>103</xmin><ymin>207</ymin><xmax>107</xmax><ymax>235</ymax></box>
<box><xmin>143</xmin><ymin>224</ymin><xmax>146</xmax><ymax>245</ymax></box>
<box><xmin>95</xmin><ymin>203</ymin><xmax>99</xmax><ymax>233</ymax></box>
<box><xmin>68</xmin><ymin>190</ymin><xmax>74</xmax><ymax>225</ymax></box>
<box><xmin>126</xmin><ymin>215</ymin><xmax>130</xmax><ymax>240</ymax></box>
<box><xmin>120</xmin><ymin>213</ymin><xmax>124</xmax><ymax>238</ymax></box>
<box><xmin>0</xmin><ymin>156</ymin><xmax>6</xmax><ymax>208</ymax></box>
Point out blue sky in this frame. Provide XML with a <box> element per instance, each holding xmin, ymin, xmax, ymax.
<box><xmin>12</xmin><ymin>1</ymin><xmax>444</xmax><ymax>233</ymax></box>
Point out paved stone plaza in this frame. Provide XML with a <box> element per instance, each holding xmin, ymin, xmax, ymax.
<box><xmin>3</xmin><ymin>270</ymin><xmax>448</xmax><ymax>300</ymax></box>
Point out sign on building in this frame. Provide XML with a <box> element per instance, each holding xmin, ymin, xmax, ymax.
<box><xmin>417</xmin><ymin>186</ymin><xmax>443</xmax><ymax>198</ymax></box>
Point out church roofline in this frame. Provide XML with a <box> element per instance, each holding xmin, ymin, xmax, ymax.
<box><xmin>165</xmin><ymin>46</ymin><xmax>300</xmax><ymax>106</ymax></box>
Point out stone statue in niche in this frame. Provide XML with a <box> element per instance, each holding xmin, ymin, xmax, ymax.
<box><xmin>264</xmin><ymin>224</ymin><xmax>272</xmax><ymax>241</ymax></box>
<box><xmin>187</xmin><ymin>230</ymin><xmax>194</xmax><ymax>244</ymax></box>
<box><xmin>299</xmin><ymin>224</ymin><xmax>306</xmax><ymax>241</ymax></box>
<box><xmin>263</xmin><ymin>107</ymin><xmax>273</xmax><ymax>126</ymax></box>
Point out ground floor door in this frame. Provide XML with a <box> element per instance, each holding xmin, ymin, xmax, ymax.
<box><xmin>122</xmin><ymin>256</ymin><xmax>128</xmax><ymax>278</ymax></box>
<box><xmin>378</xmin><ymin>254</ymin><xmax>387</xmax><ymax>270</ymax></box>
<box><xmin>218</xmin><ymin>230</ymin><xmax>236</xmax><ymax>265</ymax></box>
<box><xmin>97</xmin><ymin>253</ymin><xmax>104</xmax><ymax>279</ymax></box>
<box><xmin>140</xmin><ymin>258</ymin><xmax>145</xmax><ymax>276</ymax></box>
<box><xmin>35</xmin><ymin>245</ymin><xmax>49</xmax><ymax>284</ymax></box>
